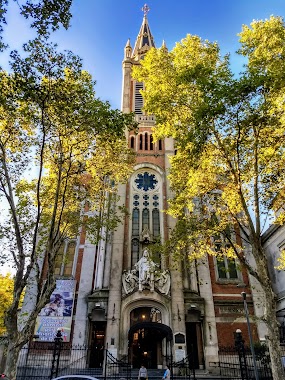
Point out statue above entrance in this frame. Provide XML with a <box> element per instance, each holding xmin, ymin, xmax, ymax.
<box><xmin>135</xmin><ymin>248</ymin><xmax>156</xmax><ymax>291</ymax></box>
<box><xmin>122</xmin><ymin>249</ymin><xmax>171</xmax><ymax>295</ymax></box>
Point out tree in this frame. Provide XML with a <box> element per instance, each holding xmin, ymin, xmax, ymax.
<box><xmin>133</xmin><ymin>16</ymin><xmax>285</xmax><ymax>380</ymax></box>
<box><xmin>0</xmin><ymin>274</ymin><xmax>15</xmax><ymax>335</ymax></box>
<box><xmin>0</xmin><ymin>45</ymin><xmax>135</xmax><ymax>379</ymax></box>
<box><xmin>0</xmin><ymin>0</ymin><xmax>73</xmax><ymax>51</ymax></box>
<box><xmin>0</xmin><ymin>2</ymin><xmax>135</xmax><ymax>379</ymax></box>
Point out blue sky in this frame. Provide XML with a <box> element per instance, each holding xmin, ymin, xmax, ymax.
<box><xmin>2</xmin><ymin>0</ymin><xmax>285</xmax><ymax>109</ymax></box>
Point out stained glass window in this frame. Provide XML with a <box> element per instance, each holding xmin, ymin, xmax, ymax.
<box><xmin>153</xmin><ymin>209</ymin><xmax>160</xmax><ymax>238</ymax></box>
<box><xmin>135</xmin><ymin>172</ymin><xmax>157</xmax><ymax>191</ymax></box>
<box><xmin>142</xmin><ymin>208</ymin><xmax>149</xmax><ymax>230</ymax></box>
<box><xmin>132</xmin><ymin>208</ymin><xmax>139</xmax><ymax>236</ymax></box>
<box><xmin>132</xmin><ymin>239</ymin><xmax>139</xmax><ymax>266</ymax></box>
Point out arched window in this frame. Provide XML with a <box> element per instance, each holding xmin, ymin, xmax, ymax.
<box><xmin>142</xmin><ymin>208</ymin><xmax>149</xmax><ymax>230</ymax></box>
<box><xmin>131</xmin><ymin>238</ymin><xmax>139</xmax><ymax>266</ymax></box>
<box><xmin>132</xmin><ymin>208</ymin><xmax>140</xmax><ymax>236</ymax></box>
<box><xmin>153</xmin><ymin>209</ymin><xmax>160</xmax><ymax>238</ymax></box>
<box><xmin>145</xmin><ymin>133</ymin><xmax>148</xmax><ymax>150</ymax></box>
<box><xmin>150</xmin><ymin>134</ymin><xmax>154</xmax><ymax>150</ymax></box>
<box><xmin>139</xmin><ymin>134</ymin><xmax>143</xmax><ymax>150</ymax></box>
<box><xmin>158</xmin><ymin>140</ymin><xmax>163</xmax><ymax>151</ymax></box>
<box><xmin>130</xmin><ymin>136</ymin><xmax>135</xmax><ymax>149</ymax></box>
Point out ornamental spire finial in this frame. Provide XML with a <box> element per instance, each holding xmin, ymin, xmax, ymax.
<box><xmin>142</xmin><ymin>3</ymin><xmax>150</xmax><ymax>17</ymax></box>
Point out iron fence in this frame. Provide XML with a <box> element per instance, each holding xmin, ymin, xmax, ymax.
<box><xmin>104</xmin><ymin>349</ymin><xmax>131</xmax><ymax>380</ymax></box>
<box><xmin>218</xmin><ymin>345</ymin><xmax>272</xmax><ymax>380</ymax></box>
<box><xmin>169</xmin><ymin>355</ymin><xmax>196</xmax><ymax>380</ymax></box>
<box><xmin>16</xmin><ymin>341</ymin><xmax>199</xmax><ymax>380</ymax></box>
<box><xmin>16</xmin><ymin>342</ymin><xmax>102</xmax><ymax>380</ymax></box>
<box><xmin>14</xmin><ymin>338</ymin><xmax>279</xmax><ymax>380</ymax></box>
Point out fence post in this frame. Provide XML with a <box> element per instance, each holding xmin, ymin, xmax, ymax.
<box><xmin>170</xmin><ymin>341</ymin><xmax>173</xmax><ymax>380</ymax></box>
<box><xmin>127</xmin><ymin>344</ymin><xmax>130</xmax><ymax>380</ymax></box>
<box><xmin>234</xmin><ymin>329</ymin><xmax>249</xmax><ymax>380</ymax></box>
<box><xmin>104</xmin><ymin>343</ymin><xmax>108</xmax><ymax>380</ymax></box>
<box><xmin>50</xmin><ymin>329</ymin><xmax>63</xmax><ymax>380</ymax></box>
<box><xmin>190</xmin><ymin>344</ymin><xmax>196</xmax><ymax>380</ymax></box>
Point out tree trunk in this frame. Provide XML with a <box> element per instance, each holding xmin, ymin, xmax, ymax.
<box><xmin>263</xmin><ymin>286</ymin><xmax>285</xmax><ymax>380</ymax></box>
<box><xmin>5</xmin><ymin>340</ymin><xmax>24</xmax><ymax>380</ymax></box>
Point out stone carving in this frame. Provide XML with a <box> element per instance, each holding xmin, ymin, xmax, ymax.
<box><xmin>122</xmin><ymin>269</ymin><xmax>138</xmax><ymax>294</ymax></box>
<box><xmin>140</xmin><ymin>226</ymin><xmax>151</xmax><ymax>243</ymax></box>
<box><xmin>155</xmin><ymin>269</ymin><xmax>171</xmax><ymax>295</ymax></box>
<box><xmin>122</xmin><ymin>248</ymin><xmax>171</xmax><ymax>295</ymax></box>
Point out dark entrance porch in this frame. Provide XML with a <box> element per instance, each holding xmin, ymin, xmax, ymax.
<box><xmin>128</xmin><ymin>321</ymin><xmax>173</xmax><ymax>369</ymax></box>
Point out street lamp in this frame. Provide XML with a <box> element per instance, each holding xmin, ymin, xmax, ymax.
<box><xmin>234</xmin><ymin>329</ymin><xmax>248</xmax><ymax>380</ymax></box>
<box><xmin>241</xmin><ymin>291</ymin><xmax>259</xmax><ymax>380</ymax></box>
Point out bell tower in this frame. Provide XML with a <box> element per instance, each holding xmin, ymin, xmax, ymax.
<box><xmin>102</xmin><ymin>4</ymin><xmax>189</xmax><ymax>368</ymax></box>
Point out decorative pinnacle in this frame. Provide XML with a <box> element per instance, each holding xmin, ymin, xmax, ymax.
<box><xmin>142</xmin><ymin>3</ymin><xmax>150</xmax><ymax>17</ymax></box>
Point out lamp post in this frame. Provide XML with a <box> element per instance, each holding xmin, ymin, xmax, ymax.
<box><xmin>241</xmin><ymin>291</ymin><xmax>259</xmax><ymax>380</ymax></box>
<box><xmin>234</xmin><ymin>329</ymin><xmax>248</xmax><ymax>380</ymax></box>
<box><xmin>50</xmin><ymin>328</ymin><xmax>63</xmax><ymax>380</ymax></box>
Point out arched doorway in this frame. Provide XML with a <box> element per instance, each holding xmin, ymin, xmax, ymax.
<box><xmin>128</xmin><ymin>307</ymin><xmax>173</xmax><ymax>369</ymax></box>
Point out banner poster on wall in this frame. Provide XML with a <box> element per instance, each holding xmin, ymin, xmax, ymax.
<box><xmin>34</xmin><ymin>279</ymin><xmax>76</xmax><ymax>342</ymax></box>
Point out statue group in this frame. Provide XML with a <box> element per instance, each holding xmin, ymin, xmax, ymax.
<box><xmin>122</xmin><ymin>248</ymin><xmax>171</xmax><ymax>295</ymax></box>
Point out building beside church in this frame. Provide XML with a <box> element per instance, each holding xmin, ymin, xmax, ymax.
<box><xmin>34</xmin><ymin>5</ymin><xmax>264</xmax><ymax>372</ymax></box>
<box><xmin>262</xmin><ymin>224</ymin><xmax>285</xmax><ymax>343</ymax></box>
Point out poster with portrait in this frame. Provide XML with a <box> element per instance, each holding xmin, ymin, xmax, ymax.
<box><xmin>34</xmin><ymin>279</ymin><xmax>76</xmax><ymax>342</ymax></box>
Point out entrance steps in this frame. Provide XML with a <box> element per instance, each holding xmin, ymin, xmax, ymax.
<box><xmin>70</xmin><ymin>368</ymin><xmax>222</xmax><ymax>380</ymax></box>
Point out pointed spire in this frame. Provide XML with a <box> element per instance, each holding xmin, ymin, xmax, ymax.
<box><xmin>124</xmin><ymin>38</ymin><xmax>132</xmax><ymax>59</ymax></box>
<box><xmin>161</xmin><ymin>40</ymin><xmax>167</xmax><ymax>50</ymax></box>
<box><xmin>132</xmin><ymin>4</ymin><xmax>155</xmax><ymax>60</ymax></box>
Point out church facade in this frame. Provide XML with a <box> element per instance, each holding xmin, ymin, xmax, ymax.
<box><xmin>45</xmin><ymin>6</ymin><xmax>263</xmax><ymax>372</ymax></box>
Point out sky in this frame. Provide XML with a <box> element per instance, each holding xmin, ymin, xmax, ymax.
<box><xmin>2</xmin><ymin>0</ymin><xmax>285</xmax><ymax>110</ymax></box>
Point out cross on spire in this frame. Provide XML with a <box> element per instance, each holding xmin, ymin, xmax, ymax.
<box><xmin>142</xmin><ymin>3</ymin><xmax>150</xmax><ymax>17</ymax></box>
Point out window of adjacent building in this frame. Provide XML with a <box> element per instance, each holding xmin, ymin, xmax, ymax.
<box><xmin>55</xmin><ymin>240</ymin><xmax>76</xmax><ymax>277</ymax></box>
<box><xmin>216</xmin><ymin>255</ymin><xmax>238</xmax><ymax>280</ymax></box>
<box><xmin>130</xmin><ymin>136</ymin><xmax>135</xmax><ymax>149</ymax></box>
<box><xmin>213</xmin><ymin>233</ymin><xmax>239</xmax><ymax>281</ymax></box>
<box><xmin>158</xmin><ymin>140</ymin><xmax>162</xmax><ymax>150</ymax></box>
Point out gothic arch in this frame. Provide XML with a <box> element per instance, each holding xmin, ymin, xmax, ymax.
<box><xmin>120</xmin><ymin>297</ymin><xmax>171</xmax><ymax>354</ymax></box>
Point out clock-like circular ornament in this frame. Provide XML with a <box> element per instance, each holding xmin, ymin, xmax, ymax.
<box><xmin>134</xmin><ymin>172</ymin><xmax>158</xmax><ymax>191</ymax></box>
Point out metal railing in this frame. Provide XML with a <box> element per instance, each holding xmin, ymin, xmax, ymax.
<box><xmin>218</xmin><ymin>345</ymin><xmax>272</xmax><ymax>380</ymax></box>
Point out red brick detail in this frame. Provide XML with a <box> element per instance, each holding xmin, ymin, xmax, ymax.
<box><xmin>216</xmin><ymin>322</ymin><xmax>259</xmax><ymax>347</ymax></box>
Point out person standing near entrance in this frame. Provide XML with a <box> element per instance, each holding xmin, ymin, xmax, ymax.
<box><xmin>138</xmin><ymin>364</ymin><xmax>148</xmax><ymax>380</ymax></box>
<box><xmin>162</xmin><ymin>365</ymin><xmax>170</xmax><ymax>380</ymax></box>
